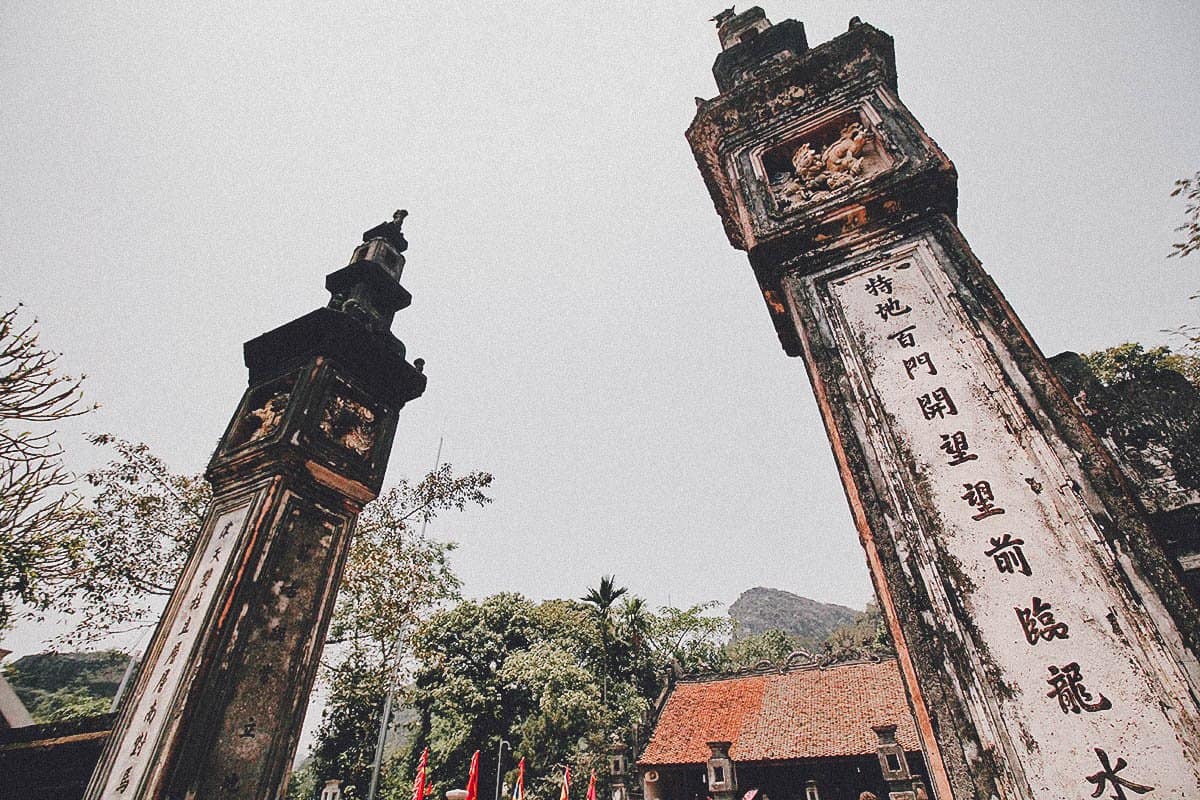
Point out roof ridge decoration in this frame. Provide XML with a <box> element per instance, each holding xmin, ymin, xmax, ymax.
<box><xmin>676</xmin><ymin>648</ymin><xmax>885</xmax><ymax>683</ymax></box>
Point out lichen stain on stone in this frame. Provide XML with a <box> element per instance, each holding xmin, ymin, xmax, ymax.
<box><xmin>1106</xmin><ymin>608</ymin><xmax>1124</xmax><ymax>638</ymax></box>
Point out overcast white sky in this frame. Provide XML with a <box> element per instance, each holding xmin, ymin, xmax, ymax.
<box><xmin>2</xmin><ymin>2</ymin><xmax>1199</xmax><ymax>661</ymax></box>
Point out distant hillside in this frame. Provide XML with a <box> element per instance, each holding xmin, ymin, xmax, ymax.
<box><xmin>4</xmin><ymin>650</ymin><xmax>133</xmax><ymax>722</ymax></box>
<box><xmin>729</xmin><ymin>587</ymin><xmax>858</xmax><ymax>644</ymax></box>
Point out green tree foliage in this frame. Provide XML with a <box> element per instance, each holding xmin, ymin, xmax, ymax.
<box><xmin>302</xmin><ymin>464</ymin><xmax>488</xmax><ymax>799</ymax></box>
<box><xmin>0</xmin><ymin>303</ymin><xmax>96</xmax><ymax>631</ymax></box>
<box><xmin>308</xmin><ymin>656</ymin><xmax>391</xmax><ymax>800</ymax></box>
<box><xmin>45</xmin><ymin>435</ymin><xmax>488</xmax><ymax>653</ymax></box>
<box><xmin>329</xmin><ymin>466</ymin><xmax>488</xmax><ymax>659</ymax></box>
<box><xmin>403</xmin><ymin>588</ymin><xmax>665</xmax><ymax>800</ymax></box>
<box><xmin>1080</xmin><ymin>342</ymin><xmax>1200</xmax><ymax>388</ymax></box>
<box><xmin>286</xmin><ymin>763</ymin><xmax>319</xmax><ymax>800</ymax></box>
<box><xmin>722</xmin><ymin>628</ymin><xmax>800</xmax><ymax>669</ymax></box>
<box><xmin>646</xmin><ymin>600</ymin><xmax>732</xmax><ymax>673</ymax></box>
<box><xmin>1170</xmin><ymin>171</ymin><xmax>1200</xmax><ymax>260</ymax></box>
<box><xmin>314</xmin><ymin>578</ymin><xmax>888</xmax><ymax>800</ymax></box>
<box><xmin>818</xmin><ymin>601</ymin><xmax>893</xmax><ymax>661</ymax></box>
<box><xmin>41</xmin><ymin>434</ymin><xmax>211</xmax><ymax>643</ymax></box>
<box><xmin>581</xmin><ymin>574</ymin><xmax>627</xmax><ymax>701</ymax></box>
<box><xmin>400</xmin><ymin>583</ymin><xmax>740</xmax><ymax>800</ymax></box>
<box><xmin>720</xmin><ymin>603</ymin><xmax>892</xmax><ymax>671</ymax></box>
<box><xmin>1167</xmin><ymin>173</ymin><xmax>1200</xmax><ymax>351</ymax></box>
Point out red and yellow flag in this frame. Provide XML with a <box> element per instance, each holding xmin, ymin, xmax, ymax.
<box><xmin>466</xmin><ymin>750</ymin><xmax>481</xmax><ymax>800</ymax></box>
<box><xmin>559</xmin><ymin>765</ymin><xmax>571</xmax><ymax>800</ymax></box>
<box><xmin>512</xmin><ymin>757</ymin><xmax>526</xmax><ymax>800</ymax></box>
<box><xmin>412</xmin><ymin>747</ymin><xmax>429</xmax><ymax>800</ymax></box>
<box><xmin>586</xmin><ymin>770</ymin><xmax>596</xmax><ymax>800</ymax></box>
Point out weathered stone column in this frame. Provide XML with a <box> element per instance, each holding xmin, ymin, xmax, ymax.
<box><xmin>85</xmin><ymin>212</ymin><xmax>426</xmax><ymax>799</ymax></box>
<box><xmin>687</xmin><ymin>9</ymin><xmax>1200</xmax><ymax>799</ymax></box>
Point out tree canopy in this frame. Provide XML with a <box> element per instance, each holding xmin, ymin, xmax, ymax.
<box><xmin>1080</xmin><ymin>342</ymin><xmax>1200</xmax><ymax>388</ymax></box>
<box><xmin>382</xmin><ymin>580</ymin><xmax>890</xmax><ymax>800</ymax></box>
<box><xmin>0</xmin><ymin>303</ymin><xmax>96</xmax><ymax>631</ymax></box>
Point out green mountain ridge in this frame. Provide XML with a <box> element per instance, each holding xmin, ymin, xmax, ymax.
<box><xmin>3</xmin><ymin>649</ymin><xmax>131</xmax><ymax>723</ymax></box>
<box><xmin>728</xmin><ymin>586</ymin><xmax>859</xmax><ymax>645</ymax></box>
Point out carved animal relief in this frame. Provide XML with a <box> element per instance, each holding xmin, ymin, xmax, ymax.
<box><xmin>319</xmin><ymin>394</ymin><xmax>378</xmax><ymax>458</ymax></box>
<box><xmin>768</xmin><ymin>119</ymin><xmax>887</xmax><ymax>211</ymax></box>
<box><xmin>245</xmin><ymin>393</ymin><xmax>289</xmax><ymax>443</ymax></box>
<box><xmin>226</xmin><ymin>374</ymin><xmax>297</xmax><ymax>451</ymax></box>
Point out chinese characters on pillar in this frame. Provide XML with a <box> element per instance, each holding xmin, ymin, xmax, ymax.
<box><xmin>96</xmin><ymin>503</ymin><xmax>252</xmax><ymax>797</ymax></box>
<box><xmin>822</xmin><ymin>248</ymin><xmax>1176</xmax><ymax>795</ymax></box>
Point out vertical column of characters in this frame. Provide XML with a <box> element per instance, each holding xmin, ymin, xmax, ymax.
<box><xmin>823</xmin><ymin>244</ymin><xmax>1188</xmax><ymax>795</ymax></box>
<box><xmin>98</xmin><ymin>501</ymin><xmax>254</xmax><ymax>797</ymax></box>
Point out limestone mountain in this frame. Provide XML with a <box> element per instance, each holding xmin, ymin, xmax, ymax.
<box><xmin>729</xmin><ymin>587</ymin><xmax>858</xmax><ymax>645</ymax></box>
<box><xmin>3</xmin><ymin>650</ymin><xmax>131</xmax><ymax>722</ymax></box>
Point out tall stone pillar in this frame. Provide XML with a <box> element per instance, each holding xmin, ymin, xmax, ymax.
<box><xmin>687</xmin><ymin>9</ymin><xmax>1200</xmax><ymax>799</ymax></box>
<box><xmin>85</xmin><ymin>212</ymin><xmax>427</xmax><ymax>799</ymax></box>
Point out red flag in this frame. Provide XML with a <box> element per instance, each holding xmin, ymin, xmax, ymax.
<box><xmin>412</xmin><ymin>748</ymin><xmax>429</xmax><ymax>800</ymax></box>
<box><xmin>559</xmin><ymin>765</ymin><xmax>571</xmax><ymax>800</ymax></box>
<box><xmin>513</xmin><ymin>757</ymin><xmax>526</xmax><ymax>800</ymax></box>
<box><xmin>466</xmin><ymin>750</ymin><xmax>481</xmax><ymax>800</ymax></box>
<box><xmin>587</xmin><ymin>770</ymin><xmax>596</xmax><ymax>800</ymax></box>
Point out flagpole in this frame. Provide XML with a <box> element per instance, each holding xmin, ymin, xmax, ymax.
<box><xmin>493</xmin><ymin>739</ymin><xmax>511</xmax><ymax>800</ymax></box>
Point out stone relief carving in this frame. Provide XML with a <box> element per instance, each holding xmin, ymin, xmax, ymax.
<box><xmin>772</xmin><ymin>120</ymin><xmax>880</xmax><ymax>209</ymax></box>
<box><xmin>319</xmin><ymin>394</ymin><xmax>378</xmax><ymax>458</ymax></box>
<box><xmin>227</xmin><ymin>376</ymin><xmax>295</xmax><ymax>450</ymax></box>
<box><xmin>245</xmin><ymin>392</ymin><xmax>289</xmax><ymax>443</ymax></box>
<box><xmin>766</xmin><ymin>83</ymin><xmax>806</xmax><ymax>115</ymax></box>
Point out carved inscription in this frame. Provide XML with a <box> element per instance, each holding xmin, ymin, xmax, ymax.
<box><xmin>94</xmin><ymin>503</ymin><xmax>252</xmax><ymax>797</ymax></box>
<box><xmin>184</xmin><ymin>496</ymin><xmax>350</xmax><ymax>797</ymax></box>
<box><xmin>820</xmin><ymin>240</ymin><xmax>1200</xmax><ymax>795</ymax></box>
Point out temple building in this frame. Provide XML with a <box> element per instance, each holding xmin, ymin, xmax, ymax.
<box><xmin>636</xmin><ymin>659</ymin><xmax>928</xmax><ymax>800</ymax></box>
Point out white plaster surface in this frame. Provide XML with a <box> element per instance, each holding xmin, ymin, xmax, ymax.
<box><xmin>90</xmin><ymin>500</ymin><xmax>254</xmax><ymax>798</ymax></box>
<box><xmin>819</xmin><ymin>239</ymin><xmax>1200</xmax><ymax>797</ymax></box>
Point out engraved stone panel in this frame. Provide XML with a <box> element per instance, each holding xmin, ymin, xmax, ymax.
<box><xmin>184</xmin><ymin>494</ymin><xmax>352</xmax><ymax>798</ymax></box>
<box><xmin>92</xmin><ymin>500</ymin><xmax>255</xmax><ymax>797</ymax></box>
<box><xmin>803</xmin><ymin>238</ymin><xmax>1200</xmax><ymax>796</ymax></box>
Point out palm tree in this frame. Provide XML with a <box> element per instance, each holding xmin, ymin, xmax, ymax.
<box><xmin>582</xmin><ymin>575</ymin><xmax>627</xmax><ymax>619</ymax></box>
<box><xmin>582</xmin><ymin>575</ymin><xmax>628</xmax><ymax>703</ymax></box>
<box><xmin>618</xmin><ymin>596</ymin><xmax>650</xmax><ymax>653</ymax></box>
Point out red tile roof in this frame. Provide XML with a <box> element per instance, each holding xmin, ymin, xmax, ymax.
<box><xmin>637</xmin><ymin>660</ymin><xmax>920</xmax><ymax>765</ymax></box>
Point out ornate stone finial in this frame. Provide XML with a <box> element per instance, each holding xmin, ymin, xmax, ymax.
<box><xmin>361</xmin><ymin>209</ymin><xmax>409</xmax><ymax>253</ymax></box>
<box><xmin>712</xmin><ymin>6</ymin><xmax>771</xmax><ymax>51</ymax></box>
<box><xmin>711</xmin><ymin>8</ymin><xmax>736</xmax><ymax>27</ymax></box>
<box><xmin>328</xmin><ymin>211</ymin><xmax>416</xmax><ymax>335</ymax></box>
